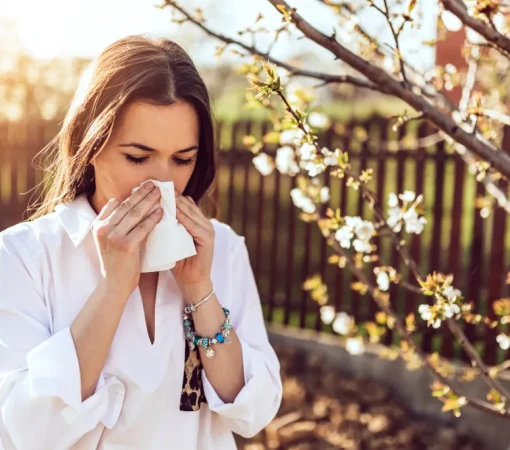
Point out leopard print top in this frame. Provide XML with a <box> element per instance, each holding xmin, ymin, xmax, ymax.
<box><xmin>179</xmin><ymin>340</ymin><xmax>207</xmax><ymax>411</ymax></box>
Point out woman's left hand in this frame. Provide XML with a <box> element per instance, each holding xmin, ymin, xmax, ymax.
<box><xmin>171</xmin><ymin>192</ymin><xmax>215</xmax><ymax>292</ymax></box>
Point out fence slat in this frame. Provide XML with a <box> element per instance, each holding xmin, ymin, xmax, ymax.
<box><xmin>485</xmin><ymin>180</ymin><xmax>508</xmax><ymax>364</ymax></box>
<box><xmin>284</xmin><ymin>175</ymin><xmax>297</xmax><ymax>326</ymax></box>
<box><xmin>440</xmin><ymin>153</ymin><xmax>466</xmax><ymax>358</ymax></box>
<box><xmin>267</xmin><ymin>167</ymin><xmax>281</xmax><ymax>323</ymax></box>
<box><xmin>464</xmin><ymin>182</ymin><xmax>486</xmax><ymax>356</ymax></box>
<box><xmin>406</xmin><ymin>122</ymin><xmax>426</xmax><ymax>318</ymax></box>
<box><xmin>373</xmin><ymin>117</ymin><xmax>388</xmax><ymax>320</ymax></box>
<box><xmin>254</xmin><ymin>122</ymin><xmax>269</xmax><ymax>286</ymax></box>
<box><xmin>3</xmin><ymin>117</ymin><xmax>508</xmax><ymax>365</ymax></box>
<box><xmin>422</xmin><ymin>137</ymin><xmax>446</xmax><ymax>354</ymax></box>
<box><xmin>241</xmin><ymin>121</ymin><xmax>251</xmax><ymax>238</ymax></box>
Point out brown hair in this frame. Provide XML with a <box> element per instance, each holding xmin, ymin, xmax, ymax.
<box><xmin>27</xmin><ymin>34</ymin><xmax>217</xmax><ymax>221</ymax></box>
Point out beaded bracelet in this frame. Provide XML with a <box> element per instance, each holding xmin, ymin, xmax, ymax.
<box><xmin>183</xmin><ymin>307</ymin><xmax>233</xmax><ymax>358</ymax></box>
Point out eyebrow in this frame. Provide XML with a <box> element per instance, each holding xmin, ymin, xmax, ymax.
<box><xmin>119</xmin><ymin>142</ymin><xmax>199</xmax><ymax>154</ymax></box>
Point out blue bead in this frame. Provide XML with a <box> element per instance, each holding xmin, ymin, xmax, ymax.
<box><xmin>201</xmin><ymin>337</ymin><xmax>209</xmax><ymax>348</ymax></box>
<box><xmin>222</xmin><ymin>307</ymin><xmax>230</xmax><ymax>315</ymax></box>
<box><xmin>223</xmin><ymin>323</ymin><xmax>232</xmax><ymax>330</ymax></box>
<box><xmin>184</xmin><ymin>320</ymin><xmax>191</xmax><ymax>327</ymax></box>
<box><xmin>193</xmin><ymin>336</ymin><xmax>201</xmax><ymax>345</ymax></box>
<box><xmin>215</xmin><ymin>333</ymin><xmax>225</xmax><ymax>343</ymax></box>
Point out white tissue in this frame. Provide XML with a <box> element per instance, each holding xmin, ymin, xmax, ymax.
<box><xmin>131</xmin><ymin>179</ymin><xmax>197</xmax><ymax>273</ymax></box>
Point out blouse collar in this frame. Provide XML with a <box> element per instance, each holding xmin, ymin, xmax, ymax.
<box><xmin>54</xmin><ymin>194</ymin><xmax>97</xmax><ymax>248</ymax></box>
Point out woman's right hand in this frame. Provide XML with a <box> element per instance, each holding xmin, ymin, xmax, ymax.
<box><xmin>91</xmin><ymin>180</ymin><xmax>163</xmax><ymax>298</ymax></box>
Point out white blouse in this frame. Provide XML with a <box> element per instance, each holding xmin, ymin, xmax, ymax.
<box><xmin>0</xmin><ymin>194</ymin><xmax>282</xmax><ymax>450</ymax></box>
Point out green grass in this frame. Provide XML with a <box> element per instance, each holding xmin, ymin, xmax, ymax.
<box><xmin>213</xmin><ymin>88</ymin><xmax>411</xmax><ymax>124</ymax></box>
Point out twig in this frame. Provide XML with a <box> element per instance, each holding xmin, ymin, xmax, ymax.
<box><xmin>266</xmin><ymin>0</ymin><xmax>510</xmax><ymax>178</ymax></box>
<box><xmin>161</xmin><ymin>0</ymin><xmax>510</xmax><ymax>409</ymax></box>
<box><xmin>161</xmin><ymin>1</ymin><xmax>384</xmax><ymax>94</ymax></box>
<box><xmin>441</xmin><ymin>0</ymin><xmax>510</xmax><ymax>59</ymax></box>
<box><xmin>276</xmin><ymin>82</ymin><xmax>510</xmax><ymax>408</ymax></box>
<box><xmin>380</xmin><ymin>0</ymin><xmax>409</xmax><ymax>84</ymax></box>
<box><xmin>329</xmin><ymin>235</ymin><xmax>510</xmax><ymax>419</ymax></box>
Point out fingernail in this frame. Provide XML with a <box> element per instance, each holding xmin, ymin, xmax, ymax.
<box><xmin>145</xmin><ymin>181</ymin><xmax>154</xmax><ymax>190</ymax></box>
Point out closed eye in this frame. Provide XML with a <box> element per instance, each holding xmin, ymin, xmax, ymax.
<box><xmin>125</xmin><ymin>155</ymin><xmax>148</xmax><ymax>165</ymax></box>
<box><xmin>124</xmin><ymin>155</ymin><xmax>195</xmax><ymax>166</ymax></box>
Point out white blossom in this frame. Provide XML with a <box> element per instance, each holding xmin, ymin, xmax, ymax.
<box><xmin>334</xmin><ymin>216</ymin><xmax>374</xmax><ymax>253</ymax></box>
<box><xmin>388</xmin><ymin>192</ymin><xmax>399</xmax><ymax>208</ymax></box>
<box><xmin>399</xmin><ymin>190</ymin><xmax>416</xmax><ymax>202</ymax></box>
<box><xmin>376</xmin><ymin>271</ymin><xmax>390</xmax><ymax>291</ymax></box>
<box><xmin>292</xmin><ymin>127</ymin><xmax>309</xmax><ymax>146</ymax></box>
<box><xmin>252</xmin><ymin>153</ymin><xmax>274</xmax><ymax>175</ymax></box>
<box><xmin>444</xmin><ymin>303</ymin><xmax>461</xmax><ymax>318</ymax></box>
<box><xmin>302</xmin><ymin>199</ymin><xmax>316</xmax><ymax>214</ymax></box>
<box><xmin>276</xmin><ymin>146</ymin><xmax>300</xmax><ymax>175</ymax></box>
<box><xmin>320</xmin><ymin>186</ymin><xmax>330</xmax><ymax>203</ymax></box>
<box><xmin>355</xmin><ymin>221</ymin><xmax>374</xmax><ymax>242</ymax></box>
<box><xmin>335</xmin><ymin>226</ymin><xmax>354</xmax><ymax>249</ymax></box>
<box><xmin>443</xmin><ymin>286</ymin><xmax>462</xmax><ymax>302</ymax></box>
<box><xmin>493</xmin><ymin>12</ymin><xmax>508</xmax><ymax>34</ymax></box>
<box><xmin>497</xmin><ymin>333</ymin><xmax>510</xmax><ymax>350</ymax></box>
<box><xmin>332</xmin><ymin>312</ymin><xmax>353</xmax><ymax>335</ymax></box>
<box><xmin>418</xmin><ymin>304</ymin><xmax>432</xmax><ymax>321</ymax></box>
<box><xmin>279</xmin><ymin>129</ymin><xmax>298</xmax><ymax>145</ymax></box>
<box><xmin>299</xmin><ymin>142</ymin><xmax>316</xmax><ymax>160</ymax></box>
<box><xmin>308</xmin><ymin>112</ymin><xmax>330</xmax><ymax>129</ymax></box>
<box><xmin>345</xmin><ymin>216</ymin><xmax>363</xmax><ymax>229</ymax></box>
<box><xmin>324</xmin><ymin>154</ymin><xmax>338</xmax><ymax>166</ymax></box>
<box><xmin>403</xmin><ymin>208</ymin><xmax>427</xmax><ymax>234</ymax></box>
<box><xmin>353</xmin><ymin>239</ymin><xmax>372</xmax><ymax>253</ymax></box>
<box><xmin>320</xmin><ymin>305</ymin><xmax>336</xmax><ymax>325</ymax></box>
<box><xmin>322</xmin><ymin>148</ymin><xmax>339</xmax><ymax>166</ymax></box>
<box><xmin>299</xmin><ymin>160</ymin><xmax>325</xmax><ymax>177</ymax></box>
<box><xmin>346</xmin><ymin>337</ymin><xmax>366</xmax><ymax>355</ymax></box>
<box><xmin>290</xmin><ymin>188</ymin><xmax>316</xmax><ymax>214</ymax></box>
<box><xmin>441</xmin><ymin>10</ymin><xmax>463</xmax><ymax>32</ymax></box>
<box><xmin>387</xmin><ymin>191</ymin><xmax>426</xmax><ymax>235</ymax></box>
<box><xmin>387</xmin><ymin>207</ymin><xmax>403</xmax><ymax>232</ymax></box>
<box><xmin>466</xmin><ymin>27</ymin><xmax>485</xmax><ymax>44</ymax></box>
<box><xmin>285</xmin><ymin>81</ymin><xmax>311</xmax><ymax>106</ymax></box>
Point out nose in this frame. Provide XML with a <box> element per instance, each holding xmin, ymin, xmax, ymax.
<box><xmin>151</xmin><ymin>166</ymin><xmax>174</xmax><ymax>184</ymax></box>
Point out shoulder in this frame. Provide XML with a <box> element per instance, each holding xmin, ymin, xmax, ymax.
<box><xmin>0</xmin><ymin>212</ymin><xmax>62</xmax><ymax>264</ymax></box>
<box><xmin>210</xmin><ymin>218</ymin><xmax>246</xmax><ymax>255</ymax></box>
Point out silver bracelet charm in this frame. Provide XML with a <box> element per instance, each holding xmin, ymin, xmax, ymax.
<box><xmin>184</xmin><ymin>288</ymin><xmax>215</xmax><ymax>314</ymax></box>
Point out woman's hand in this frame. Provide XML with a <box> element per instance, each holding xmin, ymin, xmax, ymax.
<box><xmin>171</xmin><ymin>191</ymin><xmax>215</xmax><ymax>298</ymax></box>
<box><xmin>91</xmin><ymin>181</ymin><xmax>163</xmax><ymax>299</ymax></box>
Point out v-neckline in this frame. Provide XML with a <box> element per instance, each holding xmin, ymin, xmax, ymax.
<box><xmin>135</xmin><ymin>271</ymin><xmax>163</xmax><ymax>348</ymax></box>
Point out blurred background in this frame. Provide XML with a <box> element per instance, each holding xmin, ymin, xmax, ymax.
<box><xmin>1</xmin><ymin>1</ymin><xmax>509</xmax><ymax>448</ymax></box>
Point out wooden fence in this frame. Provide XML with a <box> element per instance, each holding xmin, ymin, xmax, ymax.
<box><xmin>1</xmin><ymin>117</ymin><xmax>509</xmax><ymax>365</ymax></box>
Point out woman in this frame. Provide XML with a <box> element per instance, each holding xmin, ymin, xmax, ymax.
<box><xmin>0</xmin><ymin>35</ymin><xmax>282</xmax><ymax>449</ymax></box>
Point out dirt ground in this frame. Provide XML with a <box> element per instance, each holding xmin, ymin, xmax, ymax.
<box><xmin>234</xmin><ymin>344</ymin><xmax>486</xmax><ymax>450</ymax></box>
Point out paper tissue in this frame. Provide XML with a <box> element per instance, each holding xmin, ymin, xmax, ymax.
<box><xmin>131</xmin><ymin>179</ymin><xmax>197</xmax><ymax>272</ymax></box>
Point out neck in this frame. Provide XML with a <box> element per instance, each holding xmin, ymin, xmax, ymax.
<box><xmin>88</xmin><ymin>191</ymin><xmax>106</xmax><ymax>216</ymax></box>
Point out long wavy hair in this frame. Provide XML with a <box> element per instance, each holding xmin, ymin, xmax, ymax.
<box><xmin>27</xmin><ymin>34</ymin><xmax>218</xmax><ymax>221</ymax></box>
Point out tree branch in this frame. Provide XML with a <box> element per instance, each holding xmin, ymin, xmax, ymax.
<box><xmin>277</xmin><ymin>84</ymin><xmax>510</xmax><ymax>407</ymax></box>
<box><xmin>328</xmin><ymin>234</ymin><xmax>510</xmax><ymax>419</ymax></box>
<box><xmin>441</xmin><ymin>0</ymin><xmax>510</xmax><ymax>58</ymax></box>
<box><xmin>267</xmin><ymin>0</ymin><xmax>510</xmax><ymax>179</ymax></box>
<box><xmin>161</xmin><ymin>1</ymin><xmax>384</xmax><ymax>94</ymax></box>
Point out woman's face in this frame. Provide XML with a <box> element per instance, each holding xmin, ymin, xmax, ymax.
<box><xmin>89</xmin><ymin>100</ymin><xmax>200</xmax><ymax>214</ymax></box>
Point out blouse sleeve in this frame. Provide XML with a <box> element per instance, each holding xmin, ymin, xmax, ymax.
<box><xmin>0</xmin><ymin>228</ymin><xmax>125</xmax><ymax>450</ymax></box>
<box><xmin>201</xmin><ymin>232</ymin><xmax>283</xmax><ymax>438</ymax></box>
